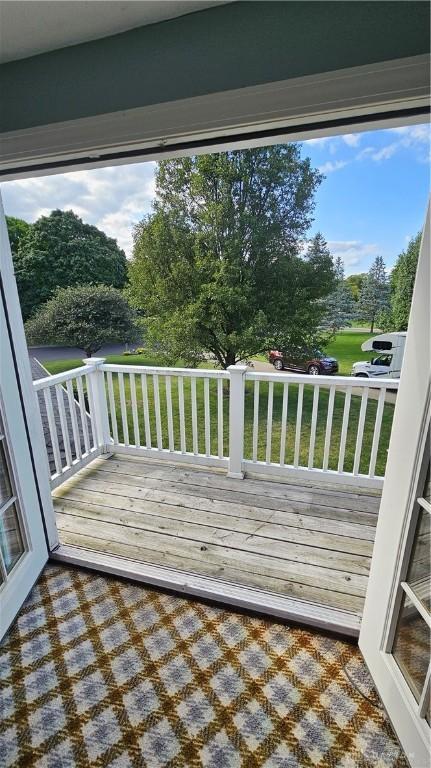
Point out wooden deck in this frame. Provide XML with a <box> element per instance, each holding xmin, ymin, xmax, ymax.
<box><xmin>53</xmin><ymin>453</ymin><xmax>381</xmax><ymax>622</ymax></box>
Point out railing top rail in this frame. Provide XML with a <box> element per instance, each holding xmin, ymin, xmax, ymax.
<box><xmin>245</xmin><ymin>370</ymin><xmax>399</xmax><ymax>388</ymax></box>
<box><xmin>33</xmin><ymin>364</ymin><xmax>96</xmax><ymax>391</ymax></box>
<box><xmin>102</xmin><ymin>364</ymin><xmax>229</xmax><ymax>379</ymax></box>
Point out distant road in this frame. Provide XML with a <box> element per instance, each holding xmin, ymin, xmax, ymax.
<box><xmin>28</xmin><ymin>343</ymin><xmax>130</xmax><ymax>361</ymax></box>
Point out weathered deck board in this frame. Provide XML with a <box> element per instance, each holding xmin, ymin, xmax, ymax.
<box><xmin>53</xmin><ymin>454</ymin><xmax>381</xmax><ymax>617</ymax></box>
<box><xmin>58</xmin><ymin>529</ymin><xmax>365</xmax><ymax>613</ymax></box>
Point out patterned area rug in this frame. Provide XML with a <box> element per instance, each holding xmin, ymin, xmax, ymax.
<box><xmin>0</xmin><ymin>563</ymin><xmax>407</xmax><ymax>767</ymax></box>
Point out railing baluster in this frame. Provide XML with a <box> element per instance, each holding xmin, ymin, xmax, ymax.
<box><xmin>85</xmin><ymin>373</ymin><xmax>97</xmax><ymax>448</ymax></box>
<box><xmin>308</xmin><ymin>385</ymin><xmax>320</xmax><ymax>469</ymax></box>
<box><xmin>353</xmin><ymin>388</ymin><xmax>369</xmax><ymax>475</ymax></box>
<box><xmin>279</xmin><ymin>383</ymin><xmax>289</xmax><ymax>466</ymax></box>
<box><xmin>165</xmin><ymin>375</ymin><xmax>174</xmax><ymax>451</ymax></box>
<box><xmin>141</xmin><ymin>373</ymin><xmax>152</xmax><ymax>449</ymax></box>
<box><xmin>118</xmin><ymin>372</ymin><xmax>129</xmax><ymax>447</ymax></box>
<box><xmin>323</xmin><ymin>385</ymin><xmax>335</xmax><ymax>471</ymax></box>
<box><xmin>252</xmin><ymin>380</ymin><xmax>260</xmax><ymax>463</ymax></box>
<box><xmin>66</xmin><ymin>378</ymin><xmax>82</xmax><ymax>460</ymax></box>
<box><xmin>153</xmin><ymin>374</ymin><xmax>163</xmax><ymax>450</ymax></box>
<box><xmin>369</xmin><ymin>387</ymin><xmax>386</xmax><ymax>478</ymax></box>
<box><xmin>217</xmin><ymin>377</ymin><xmax>223</xmax><ymax>459</ymax></box>
<box><xmin>55</xmin><ymin>383</ymin><xmax>72</xmax><ymax>469</ymax></box>
<box><xmin>204</xmin><ymin>377</ymin><xmax>211</xmax><ymax>456</ymax></box>
<box><xmin>265</xmin><ymin>381</ymin><xmax>274</xmax><ymax>464</ymax></box>
<box><xmin>191</xmin><ymin>376</ymin><xmax>198</xmax><ymax>455</ymax></box>
<box><xmin>76</xmin><ymin>375</ymin><xmax>91</xmax><ymax>454</ymax></box>
<box><xmin>293</xmin><ymin>383</ymin><xmax>304</xmax><ymax>468</ymax></box>
<box><xmin>130</xmin><ymin>373</ymin><xmax>140</xmax><ymax>447</ymax></box>
<box><xmin>43</xmin><ymin>386</ymin><xmax>62</xmax><ymax>475</ymax></box>
<box><xmin>178</xmin><ymin>376</ymin><xmax>186</xmax><ymax>454</ymax></box>
<box><xmin>107</xmin><ymin>371</ymin><xmax>119</xmax><ymax>445</ymax></box>
<box><xmin>338</xmin><ymin>386</ymin><xmax>352</xmax><ymax>473</ymax></box>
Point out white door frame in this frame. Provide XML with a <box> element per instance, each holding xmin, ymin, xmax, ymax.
<box><xmin>0</xmin><ymin>196</ymin><xmax>58</xmax><ymax>551</ymax></box>
<box><xmin>0</xmin><ymin>198</ymin><xmax>54</xmax><ymax>637</ymax></box>
<box><xmin>359</xmin><ymin>203</ymin><xmax>430</xmax><ymax>767</ymax></box>
<box><xmin>0</xmin><ymin>57</ymin><xmax>429</xmax><ymax>645</ymax></box>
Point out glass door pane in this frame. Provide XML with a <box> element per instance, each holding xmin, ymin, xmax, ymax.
<box><xmin>0</xmin><ymin>412</ymin><xmax>26</xmax><ymax>577</ymax></box>
<box><xmin>392</xmin><ymin>592</ymin><xmax>430</xmax><ymax>701</ymax></box>
<box><xmin>390</xmin><ymin>459</ymin><xmax>431</xmax><ymax>719</ymax></box>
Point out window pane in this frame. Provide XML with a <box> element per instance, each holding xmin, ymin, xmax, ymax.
<box><xmin>0</xmin><ymin>442</ymin><xmax>12</xmax><ymax>508</ymax></box>
<box><xmin>0</xmin><ymin>502</ymin><xmax>24</xmax><ymax>573</ymax></box>
<box><xmin>407</xmin><ymin>507</ymin><xmax>431</xmax><ymax>613</ymax></box>
<box><xmin>392</xmin><ymin>592</ymin><xmax>430</xmax><ymax>702</ymax></box>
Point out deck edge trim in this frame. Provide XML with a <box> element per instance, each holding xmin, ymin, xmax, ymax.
<box><xmin>50</xmin><ymin>544</ymin><xmax>361</xmax><ymax>638</ymax></box>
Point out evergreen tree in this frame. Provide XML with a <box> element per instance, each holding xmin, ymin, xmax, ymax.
<box><xmin>357</xmin><ymin>255</ymin><xmax>390</xmax><ymax>333</ymax></box>
<box><xmin>322</xmin><ymin>255</ymin><xmax>356</xmax><ymax>333</ymax></box>
<box><xmin>390</xmin><ymin>233</ymin><xmax>421</xmax><ymax>330</ymax></box>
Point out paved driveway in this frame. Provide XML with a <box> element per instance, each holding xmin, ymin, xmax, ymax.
<box><xmin>27</xmin><ymin>343</ymin><xmax>130</xmax><ymax>361</ymax></box>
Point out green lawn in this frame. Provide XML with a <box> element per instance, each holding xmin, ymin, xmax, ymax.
<box><xmin>324</xmin><ymin>331</ymin><xmax>374</xmax><ymax>375</ymax></box>
<box><xmin>43</xmin><ymin>340</ymin><xmax>393</xmax><ymax>477</ymax></box>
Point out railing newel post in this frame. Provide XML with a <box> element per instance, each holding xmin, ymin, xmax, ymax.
<box><xmin>227</xmin><ymin>365</ymin><xmax>248</xmax><ymax>479</ymax></box>
<box><xmin>82</xmin><ymin>358</ymin><xmax>111</xmax><ymax>452</ymax></box>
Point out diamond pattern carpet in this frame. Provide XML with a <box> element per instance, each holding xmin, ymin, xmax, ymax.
<box><xmin>0</xmin><ymin>564</ymin><xmax>407</xmax><ymax>767</ymax></box>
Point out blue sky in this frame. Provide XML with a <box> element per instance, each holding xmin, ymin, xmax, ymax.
<box><xmin>1</xmin><ymin>123</ymin><xmax>429</xmax><ymax>275</ymax></box>
<box><xmin>302</xmin><ymin>124</ymin><xmax>430</xmax><ymax>273</ymax></box>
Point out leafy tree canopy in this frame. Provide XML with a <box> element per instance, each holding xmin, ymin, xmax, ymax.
<box><xmin>357</xmin><ymin>255</ymin><xmax>390</xmax><ymax>333</ymax></box>
<box><xmin>25</xmin><ymin>284</ymin><xmax>138</xmax><ymax>357</ymax></box>
<box><xmin>6</xmin><ymin>216</ymin><xmax>31</xmax><ymax>256</ymax></box>
<box><xmin>14</xmin><ymin>209</ymin><xmax>128</xmax><ymax>320</ymax></box>
<box><xmin>128</xmin><ymin>148</ymin><xmax>335</xmax><ymax>368</ymax></box>
<box><xmin>345</xmin><ymin>273</ymin><xmax>366</xmax><ymax>301</ymax></box>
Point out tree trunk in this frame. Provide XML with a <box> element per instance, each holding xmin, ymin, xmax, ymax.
<box><xmin>370</xmin><ymin>318</ymin><xmax>374</xmax><ymax>334</ymax></box>
<box><xmin>225</xmin><ymin>351</ymin><xmax>236</xmax><ymax>369</ymax></box>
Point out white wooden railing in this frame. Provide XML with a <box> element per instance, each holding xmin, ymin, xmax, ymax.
<box><xmin>242</xmin><ymin>370</ymin><xmax>398</xmax><ymax>487</ymax></box>
<box><xmin>33</xmin><ymin>360</ymin><xmax>105</xmax><ymax>489</ymax></box>
<box><xmin>102</xmin><ymin>363</ymin><xmax>230</xmax><ymax>469</ymax></box>
<box><xmin>33</xmin><ymin>359</ymin><xmax>398</xmax><ymax>490</ymax></box>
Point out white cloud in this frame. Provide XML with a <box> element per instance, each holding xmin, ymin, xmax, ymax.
<box><xmin>318</xmin><ymin>160</ymin><xmax>348</xmax><ymax>174</ymax></box>
<box><xmin>327</xmin><ymin>240</ymin><xmax>380</xmax><ymax>272</ymax></box>
<box><xmin>342</xmin><ymin>133</ymin><xmax>361</xmax><ymax>147</ymax></box>
<box><xmin>370</xmin><ymin>143</ymin><xmax>399</xmax><ymax>162</ymax></box>
<box><xmin>390</xmin><ymin>124</ymin><xmax>430</xmax><ymax>142</ymax></box>
<box><xmin>1</xmin><ymin>162</ymin><xmax>157</xmax><ymax>256</ymax></box>
<box><xmin>359</xmin><ymin>123</ymin><xmax>431</xmax><ymax>164</ymax></box>
<box><xmin>305</xmin><ymin>136</ymin><xmax>334</xmax><ymax>147</ymax></box>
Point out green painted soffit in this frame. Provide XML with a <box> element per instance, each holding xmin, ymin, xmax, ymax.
<box><xmin>0</xmin><ymin>1</ymin><xmax>429</xmax><ymax>133</ymax></box>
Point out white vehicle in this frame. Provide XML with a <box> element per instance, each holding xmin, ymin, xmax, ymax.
<box><xmin>352</xmin><ymin>332</ymin><xmax>407</xmax><ymax>379</ymax></box>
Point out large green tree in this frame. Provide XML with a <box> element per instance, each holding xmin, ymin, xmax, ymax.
<box><xmin>25</xmin><ymin>284</ymin><xmax>138</xmax><ymax>357</ymax></box>
<box><xmin>14</xmin><ymin>209</ymin><xmax>128</xmax><ymax>319</ymax></box>
<box><xmin>128</xmin><ymin>148</ymin><xmax>335</xmax><ymax>368</ymax></box>
<box><xmin>345</xmin><ymin>273</ymin><xmax>366</xmax><ymax>302</ymax></box>
<box><xmin>6</xmin><ymin>215</ymin><xmax>31</xmax><ymax>257</ymax></box>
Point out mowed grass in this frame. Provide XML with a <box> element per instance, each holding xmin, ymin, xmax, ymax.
<box><xmin>43</xmin><ymin>345</ymin><xmax>394</xmax><ymax>477</ymax></box>
<box><xmin>325</xmin><ymin>331</ymin><xmax>374</xmax><ymax>375</ymax></box>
